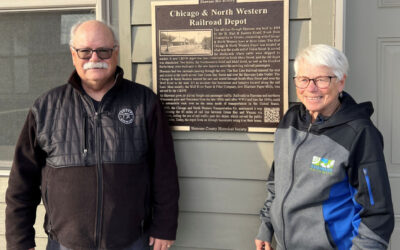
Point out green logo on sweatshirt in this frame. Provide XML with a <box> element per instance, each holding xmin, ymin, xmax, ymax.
<box><xmin>310</xmin><ymin>156</ymin><xmax>335</xmax><ymax>174</ymax></box>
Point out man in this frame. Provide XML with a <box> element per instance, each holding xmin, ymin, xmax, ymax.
<box><xmin>6</xmin><ymin>20</ymin><xmax>179</xmax><ymax>250</ymax></box>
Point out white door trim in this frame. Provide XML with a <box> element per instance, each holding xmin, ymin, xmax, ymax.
<box><xmin>335</xmin><ymin>0</ymin><xmax>346</xmax><ymax>51</ymax></box>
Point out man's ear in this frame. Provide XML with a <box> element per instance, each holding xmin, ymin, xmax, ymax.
<box><xmin>114</xmin><ymin>46</ymin><xmax>120</xmax><ymax>57</ymax></box>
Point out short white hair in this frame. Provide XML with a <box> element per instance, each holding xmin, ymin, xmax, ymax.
<box><xmin>294</xmin><ymin>44</ymin><xmax>349</xmax><ymax>80</ymax></box>
<box><xmin>69</xmin><ymin>20</ymin><xmax>118</xmax><ymax>47</ymax></box>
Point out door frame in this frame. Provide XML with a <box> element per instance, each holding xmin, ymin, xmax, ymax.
<box><xmin>335</xmin><ymin>0</ymin><xmax>346</xmax><ymax>51</ymax></box>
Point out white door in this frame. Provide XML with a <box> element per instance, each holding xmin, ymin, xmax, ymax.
<box><xmin>345</xmin><ymin>0</ymin><xmax>400</xmax><ymax>248</ymax></box>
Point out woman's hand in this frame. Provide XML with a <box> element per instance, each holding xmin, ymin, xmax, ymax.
<box><xmin>255</xmin><ymin>238</ymin><xmax>273</xmax><ymax>250</ymax></box>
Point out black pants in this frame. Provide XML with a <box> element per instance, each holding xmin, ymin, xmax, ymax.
<box><xmin>46</xmin><ymin>234</ymin><xmax>150</xmax><ymax>250</ymax></box>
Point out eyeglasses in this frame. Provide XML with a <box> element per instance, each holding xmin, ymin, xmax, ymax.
<box><xmin>293</xmin><ymin>76</ymin><xmax>337</xmax><ymax>89</ymax></box>
<box><xmin>72</xmin><ymin>46</ymin><xmax>118</xmax><ymax>60</ymax></box>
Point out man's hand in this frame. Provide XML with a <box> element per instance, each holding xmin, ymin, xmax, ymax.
<box><xmin>255</xmin><ymin>238</ymin><xmax>273</xmax><ymax>250</ymax></box>
<box><xmin>149</xmin><ymin>236</ymin><xmax>174</xmax><ymax>250</ymax></box>
<box><xmin>28</xmin><ymin>248</ymin><xmax>35</xmax><ymax>250</ymax></box>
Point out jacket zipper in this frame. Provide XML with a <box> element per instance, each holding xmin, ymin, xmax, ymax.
<box><xmin>82</xmin><ymin>78</ymin><xmax>117</xmax><ymax>248</ymax></box>
<box><xmin>82</xmin><ymin>94</ymin><xmax>104</xmax><ymax>248</ymax></box>
<box><xmin>281</xmin><ymin>123</ymin><xmax>312</xmax><ymax>249</ymax></box>
<box><xmin>94</xmin><ymin>111</ymin><xmax>104</xmax><ymax>248</ymax></box>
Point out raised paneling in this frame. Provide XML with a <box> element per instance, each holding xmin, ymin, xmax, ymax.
<box><xmin>132</xmin><ymin>26</ymin><xmax>152</xmax><ymax>63</ymax></box>
<box><xmin>377</xmin><ymin>38</ymin><xmax>400</xmax><ymax>172</ymax></box>
<box><xmin>174</xmin><ymin>140</ymin><xmax>273</xmax><ymax>180</ymax></box>
<box><xmin>379</xmin><ymin>0</ymin><xmax>400</xmax><ymax>8</ymax></box>
<box><xmin>389</xmin><ymin>217</ymin><xmax>400</xmax><ymax>249</ymax></box>
<box><xmin>346</xmin><ymin>2</ymin><xmax>399</xmax><ymax>247</ymax></box>
<box><xmin>175</xmin><ymin>212</ymin><xmax>260</xmax><ymax>250</ymax></box>
<box><xmin>179</xmin><ymin>178</ymin><xmax>266</xmax><ymax>214</ymax></box>
<box><xmin>389</xmin><ymin>179</ymin><xmax>399</xmax><ymax>250</ymax></box>
<box><xmin>390</xmin><ymin>178</ymin><xmax>400</xmax><ymax>214</ymax></box>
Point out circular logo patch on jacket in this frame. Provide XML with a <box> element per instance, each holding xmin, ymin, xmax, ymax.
<box><xmin>118</xmin><ymin>108</ymin><xmax>135</xmax><ymax>124</ymax></box>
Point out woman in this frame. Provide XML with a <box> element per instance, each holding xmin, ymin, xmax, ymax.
<box><xmin>255</xmin><ymin>44</ymin><xmax>394</xmax><ymax>250</ymax></box>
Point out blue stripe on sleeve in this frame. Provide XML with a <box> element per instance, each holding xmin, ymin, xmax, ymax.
<box><xmin>363</xmin><ymin>168</ymin><xmax>375</xmax><ymax>205</ymax></box>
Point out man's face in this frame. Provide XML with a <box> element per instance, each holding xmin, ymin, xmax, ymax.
<box><xmin>70</xmin><ymin>21</ymin><xmax>119</xmax><ymax>91</ymax></box>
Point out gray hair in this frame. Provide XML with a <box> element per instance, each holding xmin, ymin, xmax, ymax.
<box><xmin>69</xmin><ymin>20</ymin><xmax>119</xmax><ymax>47</ymax></box>
<box><xmin>294</xmin><ymin>44</ymin><xmax>349</xmax><ymax>80</ymax></box>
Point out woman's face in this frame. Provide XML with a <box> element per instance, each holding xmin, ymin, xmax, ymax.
<box><xmin>295</xmin><ymin>60</ymin><xmax>346</xmax><ymax>120</ymax></box>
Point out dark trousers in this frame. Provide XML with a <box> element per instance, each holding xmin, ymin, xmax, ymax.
<box><xmin>46</xmin><ymin>234</ymin><xmax>150</xmax><ymax>250</ymax></box>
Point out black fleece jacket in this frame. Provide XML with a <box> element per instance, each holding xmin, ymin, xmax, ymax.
<box><xmin>6</xmin><ymin>67</ymin><xmax>179</xmax><ymax>250</ymax></box>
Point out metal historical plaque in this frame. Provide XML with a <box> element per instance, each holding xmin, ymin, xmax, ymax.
<box><xmin>152</xmin><ymin>0</ymin><xmax>289</xmax><ymax>132</ymax></box>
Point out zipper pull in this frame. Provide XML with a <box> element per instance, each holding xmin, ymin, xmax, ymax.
<box><xmin>95</xmin><ymin>112</ymin><xmax>101</xmax><ymax>127</ymax></box>
<box><xmin>83</xmin><ymin>148</ymin><xmax>88</xmax><ymax>157</ymax></box>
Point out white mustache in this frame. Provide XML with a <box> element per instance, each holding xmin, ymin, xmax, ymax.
<box><xmin>83</xmin><ymin>62</ymin><xmax>109</xmax><ymax>70</ymax></box>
